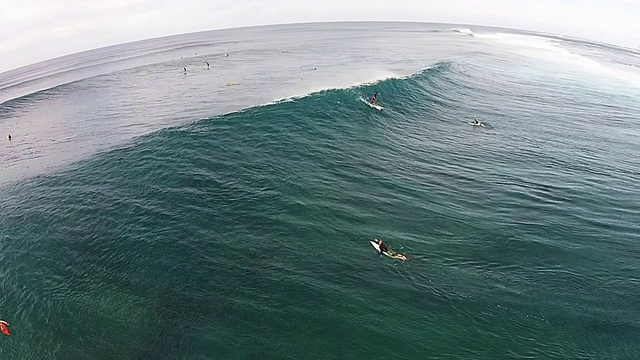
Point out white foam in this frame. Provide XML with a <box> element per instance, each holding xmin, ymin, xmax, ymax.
<box><xmin>267</xmin><ymin>69</ymin><xmax>402</xmax><ymax>104</ymax></box>
<box><xmin>265</xmin><ymin>63</ymin><xmax>444</xmax><ymax>105</ymax></box>
<box><xmin>452</xmin><ymin>28</ymin><xmax>474</xmax><ymax>36</ymax></box>
<box><xmin>474</xmin><ymin>32</ymin><xmax>640</xmax><ymax>89</ymax></box>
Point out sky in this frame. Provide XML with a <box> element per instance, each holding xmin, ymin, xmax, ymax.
<box><xmin>1</xmin><ymin>0</ymin><xmax>639</xmax><ymax>74</ymax></box>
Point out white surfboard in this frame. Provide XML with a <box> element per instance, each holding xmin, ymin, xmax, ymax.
<box><xmin>469</xmin><ymin>122</ymin><xmax>485</xmax><ymax>127</ymax></box>
<box><xmin>368</xmin><ymin>102</ymin><xmax>384</xmax><ymax>110</ymax></box>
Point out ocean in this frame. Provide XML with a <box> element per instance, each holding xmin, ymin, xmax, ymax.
<box><xmin>1</xmin><ymin>22</ymin><xmax>639</xmax><ymax>359</ymax></box>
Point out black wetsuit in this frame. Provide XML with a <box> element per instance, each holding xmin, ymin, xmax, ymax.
<box><xmin>379</xmin><ymin>242</ymin><xmax>391</xmax><ymax>254</ymax></box>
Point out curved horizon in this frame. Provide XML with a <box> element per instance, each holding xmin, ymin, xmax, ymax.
<box><xmin>1</xmin><ymin>0</ymin><xmax>639</xmax><ymax>74</ymax></box>
<box><xmin>1</xmin><ymin>20</ymin><xmax>639</xmax><ymax>78</ymax></box>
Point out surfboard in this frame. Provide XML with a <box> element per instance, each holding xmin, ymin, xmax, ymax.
<box><xmin>369</xmin><ymin>103</ymin><xmax>384</xmax><ymax>110</ymax></box>
<box><xmin>361</xmin><ymin>98</ymin><xmax>383</xmax><ymax>110</ymax></box>
<box><xmin>469</xmin><ymin>122</ymin><xmax>485</xmax><ymax>127</ymax></box>
<box><xmin>370</xmin><ymin>241</ymin><xmax>393</xmax><ymax>257</ymax></box>
<box><xmin>0</xmin><ymin>320</ymin><xmax>10</xmax><ymax>336</ymax></box>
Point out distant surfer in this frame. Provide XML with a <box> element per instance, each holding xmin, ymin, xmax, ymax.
<box><xmin>6</xmin><ymin>134</ymin><xmax>11</xmax><ymax>141</ymax></box>
<box><xmin>374</xmin><ymin>239</ymin><xmax>407</xmax><ymax>261</ymax></box>
<box><xmin>370</xmin><ymin>92</ymin><xmax>379</xmax><ymax>105</ymax></box>
<box><xmin>0</xmin><ymin>320</ymin><xmax>10</xmax><ymax>336</ymax></box>
<box><xmin>225</xmin><ymin>53</ymin><xmax>229</xmax><ymax>57</ymax></box>
<box><xmin>471</xmin><ymin>118</ymin><xmax>484</xmax><ymax>127</ymax></box>
<box><xmin>183</xmin><ymin>67</ymin><xmax>187</xmax><ymax>73</ymax></box>
<box><xmin>206</xmin><ymin>62</ymin><xmax>209</xmax><ymax>68</ymax></box>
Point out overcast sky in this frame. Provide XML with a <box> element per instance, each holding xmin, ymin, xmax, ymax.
<box><xmin>1</xmin><ymin>0</ymin><xmax>639</xmax><ymax>73</ymax></box>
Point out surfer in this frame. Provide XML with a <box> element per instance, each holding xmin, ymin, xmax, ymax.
<box><xmin>183</xmin><ymin>67</ymin><xmax>187</xmax><ymax>73</ymax></box>
<box><xmin>0</xmin><ymin>320</ymin><xmax>10</xmax><ymax>336</ymax></box>
<box><xmin>206</xmin><ymin>62</ymin><xmax>209</xmax><ymax>68</ymax></box>
<box><xmin>6</xmin><ymin>134</ymin><xmax>11</xmax><ymax>141</ymax></box>
<box><xmin>370</xmin><ymin>92</ymin><xmax>379</xmax><ymax>105</ymax></box>
<box><xmin>471</xmin><ymin>118</ymin><xmax>484</xmax><ymax>127</ymax></box>
<box><xmin>376</xmin><ymin>239</ymin><xmax>391</xmax><ymax>254</ymax></box>
<box><xmin>374</xmin><ymin>239</ymin><xmax>407</xmax><ymax>261</ymax></box>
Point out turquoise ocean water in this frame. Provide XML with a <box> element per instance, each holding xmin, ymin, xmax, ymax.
<box><xmin>1</xmin><ymin>22</ymin><xmax>639</xmax><ymax>359</ymax></box>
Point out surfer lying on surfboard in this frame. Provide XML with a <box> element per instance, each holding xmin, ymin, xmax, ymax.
<box><xmin>470</xmin><ymin>118</ymin><xmax>485</xmax><ymax>127</ymax></box>
<box><xmin>373</xmin><ymin>239</ymin><xmax>407</xmax><ymax>261</ymax></box>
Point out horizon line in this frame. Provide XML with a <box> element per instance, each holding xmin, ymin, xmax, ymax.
<box><xmin>1</xmin><ymin>20</ymin><xmax>637</xmax><ymax>77</ymax></box>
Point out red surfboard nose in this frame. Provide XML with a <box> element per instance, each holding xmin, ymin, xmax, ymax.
<box><xmin>0</xmin><ymin>320</ymin><xmax>10</xmax><ymax>336</ymax></box>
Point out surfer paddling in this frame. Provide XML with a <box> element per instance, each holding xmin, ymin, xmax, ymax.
<box><xmin>374</xmin><ymin>239</ymin><xmax>407</xmax><ymax>261</ymax></box>
<box><xmin>471</xmin><ymin>118</ymin><xmax>485</xmax><ymax>127</ymax></box>
<box><xmin>0</xmin><ymin>320</ymin><xmax>10</xmax><ymax>336</ymax></box>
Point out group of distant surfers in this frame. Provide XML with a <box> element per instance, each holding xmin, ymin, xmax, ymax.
<box><xmin>183</xmin><ymin>53</ymin><xmax>228</xmax><ymax>73</ymax></box>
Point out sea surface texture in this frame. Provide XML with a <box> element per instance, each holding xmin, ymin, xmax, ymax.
<box><xmin>1</xmin><ymin>22</ymin><xmax>639</xmax><ymax>359</ymax></box>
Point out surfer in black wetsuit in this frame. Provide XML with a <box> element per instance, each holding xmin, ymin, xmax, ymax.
<box><xmin>376</xmin><ymin>239</ymin><xmax>391</xmax><ymax>254</ymax></box>
<box><xmin>375</xmin><ymin>239</ymin><xmax>407</xmax><ymax>260</ymax></box>
<box><xmin>370</xmin><ymin>92</ymin><xmax>379</xmax><ymax>104</ymax></box>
